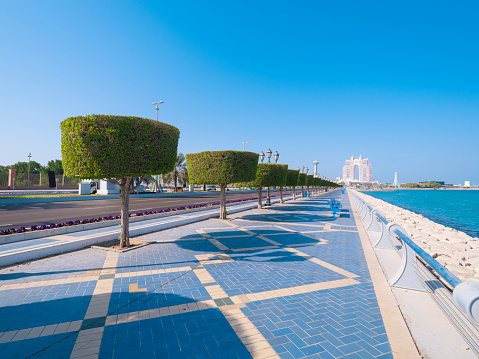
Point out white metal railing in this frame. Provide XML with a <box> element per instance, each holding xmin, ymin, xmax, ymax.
<box><xmin>349</xmin><ymin>189</ymin><xmax>479</xmax><ymax>327</ymax></box>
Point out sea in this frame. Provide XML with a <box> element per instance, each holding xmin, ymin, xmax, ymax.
<box><xmin>364</xmin><ymin>189</ymin><xmax>479</xmax><ymax>239</ymax></box>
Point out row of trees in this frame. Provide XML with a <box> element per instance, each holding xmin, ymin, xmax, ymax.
<box><xmin>186</xmin><ymin>151</ymin><xmax>340</xmax><ymax>219</ymax></box>
<box><xmin>0</xmin><ymin>159</ymin><xmax>64</xmax><ymax>174</ymax></box>
<box><xmin>400</xmin><ymin>181</ymin><xmax>441</xmax><ymax>189</ymax></box>
<box><xmin>60</xmin><ymin>115</ymin><xmax>339</xmax><ymax>247</ymax></box>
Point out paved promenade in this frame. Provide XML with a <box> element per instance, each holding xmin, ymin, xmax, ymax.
<box><xmin>0</xmin><ymin>191</ymin><xmax>416</xmax><ymax>358</ymax></box>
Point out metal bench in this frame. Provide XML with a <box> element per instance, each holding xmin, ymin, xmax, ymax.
<box><xmin>326</xmin><ymin>198</ymin><xmax>342</xmax><ymax>217</ymax></box>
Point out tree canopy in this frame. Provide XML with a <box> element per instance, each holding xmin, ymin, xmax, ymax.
<box><xmin>186</xmin><ymin>151</ymin><xmax>258</xmax><ymax>185</ymax></box>
<box><xmin>11</xmin><ymin>161</ymin><xmax>43</xmax><ymax>174</ymax></box>
<box><xmin>61</xmin><ymin>115</ymin><xmax>179</xmax><ymax>179</ymax></box>
<box><xmin>297</xmin><ymin>173</ymin><xmax>307</xmax><ymax>186</ymax></box>
<box><xmin>285</xmin><ymin>169</ymin><xmax>299</xmax><ymax>186</ymax></box>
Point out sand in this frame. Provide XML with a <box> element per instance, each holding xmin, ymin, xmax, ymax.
<box><xmin>355</xmin><ymin>191</ymin><xmax>479</xmax><ymax>282</ymax></box>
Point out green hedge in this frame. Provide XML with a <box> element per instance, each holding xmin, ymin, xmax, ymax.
<box><xmin>186</xmin><ymin>151</ymin><xmax>258</xmax><ymax>185</ymax></box>
<box><xmin>286</xmin><ymin>169</ymin><xmax>299</xmax><ymax>186</ymax></box>
<box><xmin>237</xmin><ymin>163</ymin><xmax>288</xmax><ymax>187</ymax></box>
<box><xmin>297</xmin><ymin>173</ymin><xmax>306</xmax><ymax>186</ymax></box>
<box><xmin>61</xmin><ymin>115</ymin><xmax>179</xmax><ymax>178</ymax></box>
<box><xmin>306</xmin><ymin>175</ymin><xmax>314</xmax><ymax>186</ymax></box>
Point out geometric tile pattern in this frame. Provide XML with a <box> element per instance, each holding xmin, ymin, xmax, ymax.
<box><xmin>0</xmin><ymin>192</ymin><xmax>396</xmax><ymax>358</ymax></box>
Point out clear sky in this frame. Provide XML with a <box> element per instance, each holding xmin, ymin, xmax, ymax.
<box><xmin>1</xmin><ymin>1</ymin><xmax>478</xmax><ymax>185</ymax></box>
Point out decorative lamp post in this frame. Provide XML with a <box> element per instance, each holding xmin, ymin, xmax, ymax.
<box><xmin>305</xmin><ymin>167</ymin><xmax>309</xmax><ymax>174</ymax></box>
<box><xmin>302</xmin><ymin>165</ymin><xmax>305</xmax><ymax>173</ymax></box>
<box><xmin>242</xmin><ymin>141</ymin><xmax>250</xmax><ymax>151</ymax></box>
<box><xmin>265</xmin><ymin>150</ymin><xmax>279</xmax><ymax>206</ymax></box>
<box><xmin>259</xmin><ymin>151</ymin><xmax>265</xmax><ymax>163</ymax></box>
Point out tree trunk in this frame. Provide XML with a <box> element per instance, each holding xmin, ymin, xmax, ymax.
<box><xmin>258</xmin><ymin>187</ymin><xmax>262</xmax><ymax>209</ymax></box>
<box><xmin>293</xmin><ymin>186</ymin><xmax>296</xmax><ymax>200</ymax></box>
<box><xmin>220</xmin><ymin>184</ymin><xmax>227</xmax><ymax>219</ymax></box>
<box><xmin>120</xmin><ymin>177</ymin><xmax>131</xmax><ymax>248</ymax></box>
<box><xmin>280</xmin><ymin>186</ymin><xmax>283</xmax><ymax>204</ymax></box>
<box><xmin>301</xmin><ymin>186</ymin><xmax>304</xmax><ymax>198</ymax></box>
<box><xmin>174</xmin><ymin>171</ymin><xmax>177</xmax><ymax>192</ymax></box>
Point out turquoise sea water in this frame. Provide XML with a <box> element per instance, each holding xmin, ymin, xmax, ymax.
<box><xmin>364</xmin><ymin>189</ymin><xmax>479</xmax><ymax>238</ymax></box>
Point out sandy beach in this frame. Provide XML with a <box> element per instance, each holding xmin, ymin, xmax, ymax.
<box><xmin>355</xmin><ymin>191</ymin><xmax>479</xmax><ymax>282</ymax></box>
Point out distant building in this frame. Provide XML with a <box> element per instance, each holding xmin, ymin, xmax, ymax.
<box><xmin>339</xmin><ymin>155</ymin><xmax>379</xmax><ymax>186</ymax></box>
<box><xmin>464</xmin><ymin>181</ymin><xmax>471</xmax><ymax>187</ymax></box>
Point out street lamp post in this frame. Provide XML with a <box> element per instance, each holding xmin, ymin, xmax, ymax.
<box><xmin>242</xmin><ymin>141</ymin><xmax>250</xmax><ymax>151</ymax></box>
<box><xmin>259</xmin><ymin>151</ymin><xmax>265</xmax><ymax>163</ymax></box>
<box><xmin>27</xmin><ymin>153</ymin><xmax>32</xmax><ymax>190</ymax></box>
<box><xmin>152</xmin><ymin>101</ymin><xmax>164</xmax><ymax>192</ymax></box>
<box><xmin>152</xmin><ymin>101</ymin><xmax>164</xmax><ymax>121</ymax></box>
<box><xmin>264</xmin><ymin>149</ymin><xmax>277</xmax><ymax>207</ymax></box>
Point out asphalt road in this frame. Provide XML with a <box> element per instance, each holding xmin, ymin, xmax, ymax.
<box><xmin>0</xmin><ymin>190</ymin><xmax>298</xmax><ymax>231</ymax></box>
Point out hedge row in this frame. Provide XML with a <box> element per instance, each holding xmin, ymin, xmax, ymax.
<box><xmin>286</xmin><ymin>169</ymin><xmax>299</xmax><ymax>186</ymax></box>
<box><xmin>236</xmin><ymin>163</ymin><xmax>288</xmax><ymax>187</ymax></box>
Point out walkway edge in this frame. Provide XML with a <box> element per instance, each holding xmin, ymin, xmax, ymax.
<box><xmin>348</xmin><ymin>190</ymin><xmax>421</xmax><ymax>359</ymax></box>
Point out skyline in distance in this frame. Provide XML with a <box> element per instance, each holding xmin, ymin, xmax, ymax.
<box><xmin>1</xmin><ymin>1</ymin><xmax>478</xmax><ymax>185</ymax></box>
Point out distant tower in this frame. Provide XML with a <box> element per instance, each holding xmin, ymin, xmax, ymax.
<box><xmin>465</xmin><ymin>181</ymin><xmax>471</xmax><ymax>187</ymax></box>
<box><xmin>312</xmin><ymin>161</ymin><xmax>319</xmax><ymax>177</ymax></box>
<box><xmin>393</xmin><ymin>172</ymin><xmax>399</xmax><ymax>187</ymax></box>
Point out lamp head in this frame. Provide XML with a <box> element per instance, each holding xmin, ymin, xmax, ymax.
<box><xmin>259</xmin><ymin>151</ymin><xmax>265</xmax><ymax>163</ymax></box>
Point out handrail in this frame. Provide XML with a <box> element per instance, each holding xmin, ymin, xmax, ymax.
<box><xmin>348</xmin><ymin>188</ymin><xmax>479</xmax><ymax>327</ymax></box>
<box><xmin>376</xmin><ymin>212</ymin><xmax>388</xmax><ymax>225</ymax></box>
<box><xmin>393</xmin><ymin>229</ymin><xmax>462</xmax><ymax>288</ymax></box>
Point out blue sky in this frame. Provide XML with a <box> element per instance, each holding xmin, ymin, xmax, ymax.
<box><xmin>1</xmin><ymin>1</ymin><xmax>478</xmax><ymax>184</ymax></box>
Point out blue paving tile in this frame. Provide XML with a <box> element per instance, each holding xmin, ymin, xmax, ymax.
<box><xmin>0</xmin><ymin>332</ymin><xmax>78</xmax><ymax>358</ymax></box>
<box><xmin>215</xmin><ymin>235</ymin><xmax>274</xmax><ymax>250</ymax></box>
<box><xmin>208</xmin><ymin>249</ymin><xmax>346</xmax><ymax>296</ymax></box>
<box><xmin>0</xmin><ymin>285</ymin><xmax>94</xmax><ymax>331</ymax></box>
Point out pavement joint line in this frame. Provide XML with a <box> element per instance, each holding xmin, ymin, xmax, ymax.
<box><xmin>285</xmin><ymin>247</ymin><xmax>359</xmax><ymax>278</ymax></box>
<box><xmin>69</xmin><ymin>251</ymin><xmax>119</xmax><ymax>359</ymax></box>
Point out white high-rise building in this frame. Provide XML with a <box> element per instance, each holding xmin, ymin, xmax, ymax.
<box><xmin>464</xmin><ymin>181</ymin><xmax>471</xmax><ymax>187</ymax></box>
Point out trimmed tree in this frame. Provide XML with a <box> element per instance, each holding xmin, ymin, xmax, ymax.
<box><xmin>239</xmin><ymin>163</ymin><xmax>288</xmax><ymax>209</ymax></box>
<box><xmin>315</xmin><ymin>177</ymin><xmax>321</xmax><ymax>193</ymax></box>
<box><xmin>306</xmin><ymin>175</ymin><xmax>314</xmax><ymax>196</ymax></box>
<box><xmin>286</xmin><ymin>169</ymin><xmax>300</xmax><ymax>200</ymax></box>
<box><xmin>276</xmin><ymin>165</ymin><xmax>289</xmax><ymax>204</ymax></box>
<box><xmin>297</xmin><ymin>173</ymin><xmax>306</xmax><ymax>198</ymax></box>
<box><xmin>186</xmin><ymin>151</ymin><xmax>258</xmax><ymax>219</ymax></box>
<box><xmin>61</xmin><ymin>115</ymin><xmax>179</xmax><ymax>247</ymax></box>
